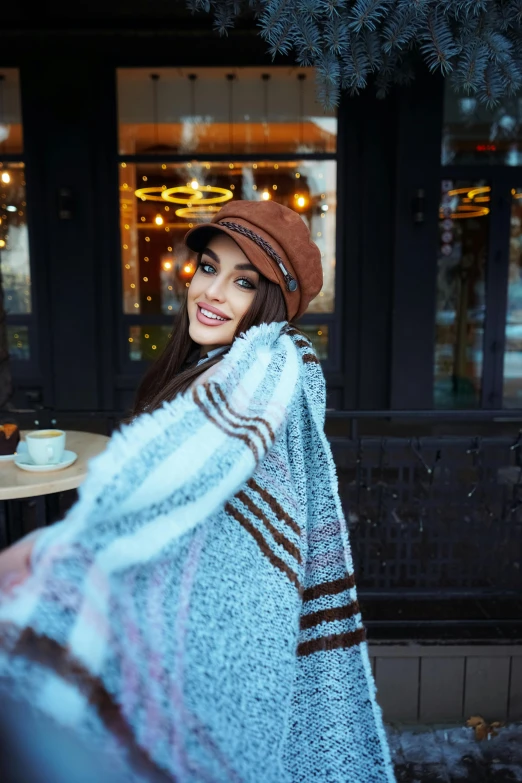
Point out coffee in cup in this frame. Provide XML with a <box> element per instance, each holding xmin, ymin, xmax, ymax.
<box><xmin>26</xmin><ymin>429</ymin><xmax>66</xmax><ymax>465</ymax></box>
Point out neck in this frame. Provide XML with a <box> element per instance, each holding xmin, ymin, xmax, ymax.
<box><xmin>199</xmin><ymin>344</ymin><xmax>225</xmax><ymax>358</ymax></box>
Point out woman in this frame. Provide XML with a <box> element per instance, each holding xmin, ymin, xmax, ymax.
<box><xmin>0</xmin><ymin>201</ymin><xmax>396</xmax><ymax>783</ymax></box>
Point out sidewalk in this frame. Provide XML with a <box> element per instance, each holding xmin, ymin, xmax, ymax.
<box><xmin>387</xmin><ymin>721</ymin><xmax>522</xmax><ymax>782</ymax></box>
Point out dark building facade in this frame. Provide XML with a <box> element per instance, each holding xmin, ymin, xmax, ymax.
<box><xmin>0</xmin><ymin>4</ymin><xmax>521</xmax><ymax>714</ymax></box>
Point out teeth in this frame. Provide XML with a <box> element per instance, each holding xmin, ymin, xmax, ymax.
<box><xmin>200</xmin><ymin>307</ymin><xmax>227</xmax><ymax>321</ymax></box>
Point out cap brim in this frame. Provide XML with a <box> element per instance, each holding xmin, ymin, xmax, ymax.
<box><xmin>184</xmin><ymin>222</ymin><xmax>280</xmax><ymax>286</ymax></box>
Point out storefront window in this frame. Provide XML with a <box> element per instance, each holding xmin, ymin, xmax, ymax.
<box><xmin>442</xmin><ymin>84</ymin><xmax>522</xmax><ymax>166</ymax></box>
<box><xmin>118</xmin><ymin>67</ymin><xmax>336</xmax><ymax>156</ymax></box>
<box><xmin>503</xmin><ymin>189</ymin><xmax>522</xmax><ymax>407</ymax></box>
<box><xmin>0</xmin><ymin>70</ymin><xmax>30</xmax><ymax>362</ymax></box>
<box><xmin>434</xmin><ymin>180</ymin><xmax>489</xmax><ymax>408</ymax></box>
<box><xmin>118</xmin><ymin>67</ymin><xmax>337</xmax><ymax>364</ymax></box>
<box><xmin>0</xmin><ymin>163</ymin><xmax>30</xmax><ymax>315</ymax></box>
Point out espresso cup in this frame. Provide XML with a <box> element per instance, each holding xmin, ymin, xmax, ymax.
<box><xmin>26</xmin><ymin>429</ymin><xmax>66</xmax><ymax>465</ymax></box>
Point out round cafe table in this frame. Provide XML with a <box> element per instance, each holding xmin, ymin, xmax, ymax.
<box><xmin>0</xmin><ymin>430</ymin><xmax>110</xmax><ymax>501</ymax></box>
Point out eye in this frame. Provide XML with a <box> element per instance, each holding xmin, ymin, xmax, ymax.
<box><xmin>199</xmin><ymin>261</ymin><xmax>216</xmax><ymax>275</ymax></box>
<box><xmin>236</xmin><ymin>277</ymin><xmax>256</xmax><ymax>290</ymax></box>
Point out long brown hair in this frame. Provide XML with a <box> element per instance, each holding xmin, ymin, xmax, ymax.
<box><xmin>131</xmin><ymin>271</ymin><xmax>288</xmax><ymax>417</ymax></box>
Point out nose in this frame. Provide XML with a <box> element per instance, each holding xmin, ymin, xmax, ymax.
<box><xmin>205</xmin><ymin>273</ymin><xmax>226</xmax><ymax>302</ymax></box>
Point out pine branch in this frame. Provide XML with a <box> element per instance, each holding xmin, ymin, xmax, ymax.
<box><xmin>452</xmin><ymin>43</ymin><xmax>488</xmax><ymax>93</ymax></box>
<box><xmin>477</xmin><ymin>61</ymin><xmax>505</xmax><ymax>106</ymax></box>
<box><xmin>382</xmin><ymin>7</ymin><xmax>423</xmax><ymax>53</ymax></box>
<box><xmin>323</xmin><ymin>16</ymin><xmax>350</xmax><ymax>53</ymax></box>
<box><xmin>420</xmin><ymin>11</ymin><xmax>459</xmax><ymax>74</ymax></box>
<box><xmin>297</xmin><ymin>0</ymin><xmax>326</xmax><ymax>18</ymax></box>
<box><xmin>341</xmin><ymin>29</ymin><xmax>370</xmax><ymax>91</ymax></box>
<box><xmin>186</xmin><ymin>0</ymin><xmax>522</xmax><ymax>108</ymax></box>
<box><xmin>348</xmin><ymin>0</ymin><xmax>391</xmax><ymax>33</ymax></box>
<box><xmin>361</xmin><ymin>28</ymin><xmax>383</xmax><ymax>71</ymax></box>
<box><xmin>293</xmin><ymin>16</ymin><xmax>322</xmax><ymax>64</ymax></box>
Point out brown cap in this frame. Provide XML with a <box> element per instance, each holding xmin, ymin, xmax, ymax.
<box><xmin>184</xmin><ymin>200</ymin><xmax>323</xmax><ymax>320</ymax></box>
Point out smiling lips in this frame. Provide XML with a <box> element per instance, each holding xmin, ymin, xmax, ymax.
<box><xmin>196</xmin><ymin>303</ymin><xmax>231</xmax><ymax>327</ymax></box>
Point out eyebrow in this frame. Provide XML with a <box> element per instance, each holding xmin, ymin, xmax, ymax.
<box><xmin>201</xmin><ymin>247</ymin><xmax>258</xmax><ymax>273</ymax></box>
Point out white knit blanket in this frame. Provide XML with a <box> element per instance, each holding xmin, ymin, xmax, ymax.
<box><xmin>0</xmin><ymin>321</ymin><xmax>396</xmax><ymax>783</ymax></box>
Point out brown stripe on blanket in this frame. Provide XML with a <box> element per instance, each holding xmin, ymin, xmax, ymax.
<box><xmin>247</xmin><ymin>477</ymin><xmax>301</xmax><ymax>537</ymax></box>
<box><xmin>214</xmin><ymin>385</ymin><xmax>275</xmax><ymax>444</ymax></box>
<box><xmin>294</xmin><ymin>338</ymin><xmax>313</xmax><ymax>350</ymax></box>
<box><xmin>236</xmin><ymin>490</ymin><xmax>302</xmax><ymax>565</ymax></box>
<box><xmin>303</xmin><ymin>574</ymin><xmax>356</xmax><ymax>602</ymax></box>
<box><xmin>297</xmin><ymin>627</ymin><xmax>366</xmax><ymax>657</ymax></box>
<box><xmin>282</xmin><ymin>325</ymin><xmax>309</xmax><ymax>342</ymax></box>
<box><xmin>206</xmin><ymin>385</ymin><xmax>270</xmax><ymax>452</ymax></box>
<box><xmin>192</xmin><ymin>386</ymin><xmax>260</xmax><ymax>462</ymax></box>
<box><xmin>300</xmin><ymin>600</ymin><xmax>360</xmax><ymax>630</ymax></box>
<box><xmin>302</xmin><ymin>353</ymin><xmax>320</xmax><ymax>365</ymax></box>
<box><xmin>0</xmin><ymin>623</ymin><xmax>175</xmax><ymax>783</ymax></box>
<box><xmin>225</xmin><ymin>502</ymin><xmax>301</xmax><ymax>590</ymax></box>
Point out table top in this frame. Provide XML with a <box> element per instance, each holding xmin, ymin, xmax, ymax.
<box><xmin>0</xmin><ymin>430</ymin><xmax>110</xmax><ymax>500</ymax></box>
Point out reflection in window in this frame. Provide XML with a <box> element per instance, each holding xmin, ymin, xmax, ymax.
<box><xmin>128</xmin><ymin>325</ymin><xmax>172</xmax><ymax>361</ymax></box>
<box><xmin>0</xmin><ymin>163</ymin><xmax>31</xmax><ymax>314</ymax></box>
<box><xmin>118</xmin><ymin>67</ymin><xmax>336</xmax><ymax>156</ymax></box>
<box><xmin>443</xmin><ymin>84</ymin><xmax>522</xmax><ymax>166</ymax></box>
<box><xmin>434</xmin><ymin>180</ymin><xmax>489</xmax><ymax>408</ymax></box>
<box><xmin>503</xmin><ymin>189</ymin><xmax>522</xmax><ymax>407</ymax></box>
<box><xmin>0</xmin><ymin>71</ymin><xmax>23</xmax><ymax>156</ymax></box>
<box><xmin>7</xmin><ymin>325</ymin><xmax>29</xmax><ymax>360</ymax></box>
<box><xmin>120</xmin><ymin>161</ymin><xmax>336</xmax><ymax>317</ymax></box>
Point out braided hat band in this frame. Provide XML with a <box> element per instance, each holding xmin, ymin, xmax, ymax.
<box><xmin>217</xmin><ymin>221</ymin><xmax>298</xmax><ymax>293</ymax></box>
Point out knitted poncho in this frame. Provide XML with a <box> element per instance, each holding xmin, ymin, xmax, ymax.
<box><xmin>0</xmin><ymin>322</ymin><xmax>396</xmax><ymax>783</ymax></box>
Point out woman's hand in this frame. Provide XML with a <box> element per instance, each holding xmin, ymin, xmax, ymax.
<box><xmin>0</xmin><ymin>530</ymin><xmax>40</xmax><ymax>594</ymax></box>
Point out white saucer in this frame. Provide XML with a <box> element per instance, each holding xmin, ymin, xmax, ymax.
<box><xmin>14</xmin><ymin>449</ymin><xmax>78</xmax><ymax>473</ymax></box>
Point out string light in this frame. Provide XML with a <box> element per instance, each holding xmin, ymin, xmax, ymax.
<box><xmin>272</xmin><ymin>184</ymin><xmax>277</xmax><ymax>190</ymax></box>
<box><xmin>163</xmin><ymin>261</ymin><xmax>172</xmax><ymax>270</ymax></box>
<box><xmin>1</xmin><ymin>172</ymin><xmax>10</xmax><ymax>184</ymax></box>
<box><xmin>0</xmin><ymin>240</ymin><xmax>5</xmax><ymax>248</ymax></box>
<box><xmin>134</xmin><ymin>303</ymin><xmax>139</xmax><ymax>308</ymax></box>
<box><xmin>167</xmin><ymin>246</ymin><xmax>172</xmax><ymax>252</ymax></box>
<box><xmin>130</xmin><ymin>283</ymin><xmax>135</xmax><ymax>289</ymax></box>
<box><xmin>190</xmin><ymin>179</ymin><xmax>199</xmax><ymax>190</ymax></box>
<box><xmin>121</xmin><ymin>162</ymin><xmax>127</xmax><ymax>168</ymax></box>
<box><xmin>154</xmin><ymin>214</ymin><xmax>164</xmax><ymax>225</ymax></box>
<box><xmin>144</xmin><ymin>256</ymin><xmax>149</xmax><ymax>261</ymax></box>
<box><xmin>144</xmin><ymin>333</ymin><xmax>149</xmax><ymax>338</ymax></box>
<box><xmin>125</xmin><ymin>264</ymin><xmax>130</xmax><ymax>269</ymax></box>
<box><xmin>123</xmin><ymin>244</ymin><xmax>128</xmax><ymax>250</ymax></box>
<box><xmin>145</xmin><ymin>236</ymin><xmax>150</xmax><ymax>242</ymax></box>
<box><xmin>147</xmin><ymin>296</ymin><xmax>152</xmax><ymax>301</ymax></box>
<box><xmin>143</xmin><ymin>276</ymin><xmax>148</xmax><ymax>282</ymax></box>
<box><xmin>152</xmin><ymin>345</ymin><xmax>157</xmax><ymax>350</ymax></box>
<box><xmin>128</xmin><ymin>337</ymin><xmax>133</xmax><ymax>343</ymax></box>
<box><xmin>262</xmin><ymin>189</ymin><xmax>271</xmax><ymax>201</ymax></box>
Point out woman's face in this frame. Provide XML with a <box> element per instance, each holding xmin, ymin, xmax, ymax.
<box><xmin>187</xmin><ymin>233</ymin><xmax>260</xmax><ymax>353</ymax></box>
